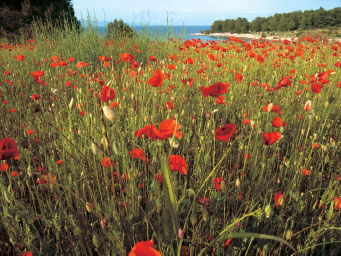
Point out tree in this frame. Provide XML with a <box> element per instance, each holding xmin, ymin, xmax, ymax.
<box><xmin>0</xmin><ymin>0</ymin><xmax>80</xmax><ymax>39</ymax></box>
<box><xmin>106</xmin><ymin>19</ymin><xmax>136</xmax><ymax>38</ymax></box>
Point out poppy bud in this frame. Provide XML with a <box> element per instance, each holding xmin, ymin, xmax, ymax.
<box><xmin>101</xmin><ymin>137</ymin><xmax>109</xmax><ymax>149</ymax></box>
<box><xmin>235</xmin><ymin>178</ymin><xmax>240</xmax><ymax>188</ymax></box>
<box><xmin>285</xmin><ymin>230</ymin><xmax>293</xmax><ymax>240</ymax></box>
<box><xmin>102</xmin><ymin>106</ymin><xmax>115</xmax><ymax>122</ymax></box>
<box><xmin>304</xmin><ymin>100</ymin><xmax>312</xmax><ymax>111</ymax></box>
<box><xmin>69</xmin><ymin>97</ymin><xmax>74</xmax><ymax>110</ymax></box>
<box><xmin>267</xmin><ymin>103</ymin><xmax>273</xmax><ymax>112</ymax></box>
<box><xmin>91</xmin><ymin>143</ymin><xmax>99</xmax><ymax>155</ymax></box>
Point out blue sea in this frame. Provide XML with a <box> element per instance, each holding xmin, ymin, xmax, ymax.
<box><xmin>97</xmin><ymin>25</ymin><xmax>230</xmax><ymax>42</ymax></box>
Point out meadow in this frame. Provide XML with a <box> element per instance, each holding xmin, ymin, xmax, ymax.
<box><xmin>0</xmin><ymin>20</ymin><xmax>340</xmax><ymax>255</ymax></box>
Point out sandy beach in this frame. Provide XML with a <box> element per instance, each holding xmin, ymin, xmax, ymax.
<box><xmin>190</xmin><ymin>32</ymin><xmax>341</xmax><ymax>42</ymax></box>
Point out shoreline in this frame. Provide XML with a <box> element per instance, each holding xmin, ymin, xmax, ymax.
<box><xmin>190</xmin><ymin>32</ymin><xmax>341</xmax><ymax>42</ymax></box>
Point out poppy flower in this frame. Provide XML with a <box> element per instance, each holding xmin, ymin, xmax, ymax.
<box><xmin>185</xmin><ymin>57</ymin><xmax>194</xmax><ymax>64</ymax></box>
<box><xmin>129</xmin><ymin>148</ymin><xmax>150</xmax><ymax>162</ymax></box>
<box><xmin>151</xmin><ymin>119</ymin><xmax>182</xmax><ymax>140</ymax></box>
<box><xmin>30</xmin><ymin>70</ymin><xmax>44</xmax><ymax>80</ymax></box>
<box><xmin>147</xmin><ymin>69</ymin><xmax>164</xmax><ymax>88</ymax></box>
<box><xmin>262</xmin><ymin>103</ymin><xmax>281</xmax><ymax>114</ymax></box>
<box><xmin>311</xmin><ymin>83</ymin><xmax>323</xmax><ymax>93</ymax></box>
<box><xmin>304</xmin><ymin>100</ymin><xmax>312</xmax><ymax>111</ymax></box>
<box><xmin>101</xmin><ymin>85</ymin><xmax>116</xmax><ymax>102</ymax></box>
<box><xmin>120</xmin><ymin>53</ymin><xmax>135</xmax><ymax>63</ymax></box>
<box><xmin>235</xmin><ymin>73</ymin><xmax>243</xmax><ymax>82</ymax></box>
<box><xmin>214</xmin><ymin>177</ymin><xmax>223</xmax><ymax>191</ymax></box>
<box><xmin>302</xmin><ymin>168</ymin><xmax>310</xmax><ymax>176</ymax></box>
<box><xmin>135</xmin><ymin>125</ymin><xmax>158</xmax><ymax>141</ymax></box>
<box><xmin>272</xmin><ymin>77</ymin><xmax>292</xmax><ymax>91</ymax></box>
<box><xmin>1</xmin><ymin>163</ymin><xmax>9</xmax><ymax>172</ymax></box>
<box><xmin>274</xmin><ymin>191</ymin><xmax>286</xmax><ymax>208</ymax></box>
<box><xmin>0</xmin><ymin>137</ymin><xmax>20</xmax><ymax>160</ymax></box>
<box><xmin>99</xmin><ymin>56</ymin><xmax>112</xmax><ymax>62</ymax></box>
<box><xmin>149</xmin><ymin>55</ymin><xmax>157</xmax><ymax>62</ymax></box>
<box><xmin>215</xmin><ymin>124</ymin><xmax>237</xmax><ymax>142</ymax></box>
<box><xmin>224</xmin><ymin>238</ymin><xmax>232</xmax><ymax>248</ymax></box>
<box><xmin>168</xmin><ymin>155</ymin><xmax>187</xmax><ymax>175</ymax></box>
<box><xmin>102</xmin><ymin>157</ymin><xmax>115</xmax><ymax>168</ymax></box>
<box><xmin>128</xmin><ymin>239</ymin><xmax>161</xmax><ymax>256</ymax></box>
<box><xmin>199</xmin><ymin>198</ymin><xmax>210</xmax><ymax>209</ymax></box>
<box><xmin>272</xmin><ymin>116</ymin><xmax>287</xmax><ymax>128</ymax></box>
<box><xmin>31</xmin><ymin>94</ymin><xmax>40</xmax><ymax>100</ymax></box>
<box><xmin>333</xmin><ymin>197</ymin><xmax>341</xmax><ymax>210</ymax></box>
<box><xmin>201</xmin><ymin>82</ymin><xmax>229</xmax><ymax>97</ymax></box>
<box><xmin>262</xmin><ymin>132</ymin><xmax>282</xmax><ymax>146</ymax></box>
<box><xmin>15</xmin><ymin>54</ymin><xmax>25</xmax><ymax>61</ymax></box>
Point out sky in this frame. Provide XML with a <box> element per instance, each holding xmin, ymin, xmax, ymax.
<box><xmin>72</xmin><ymin>0</ymin><xmax>341</xmax><ymax>25</ymax></box>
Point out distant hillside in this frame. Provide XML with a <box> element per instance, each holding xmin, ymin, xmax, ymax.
<box><xmin>205</xmin><ymin>7</ymin><xmax>341</xmax><ymax>34</ymax></box>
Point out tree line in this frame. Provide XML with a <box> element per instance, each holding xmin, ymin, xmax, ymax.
<box><xmin>207</xmin><ymin>7</ymin><xmax>341</xmax><ymax>34</ymax></box>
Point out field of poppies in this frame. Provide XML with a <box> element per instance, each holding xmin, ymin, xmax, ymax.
<box><xmin>0</xmin><ymin>21</ymin><xmax>340</xmax><ymax>255</ymax></box>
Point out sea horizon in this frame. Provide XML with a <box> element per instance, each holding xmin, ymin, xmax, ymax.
<box><xmin>84</xmin><ymin>23</ymin><xmax>233</xmax><ymax>42</ymax></box>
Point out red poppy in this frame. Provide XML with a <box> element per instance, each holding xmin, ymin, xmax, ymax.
<box><xmin>99</xmin><ymin>56</ymin><xmax>112</xmax><ymax>62</ymax></box>
<box><xmin>302</xmin><ymin>168</ymin><xmax>310</xmax><ymax>176</ymax></box>
<box><xmin>129</xmin><ymin>148</ymin><xmax>150</xmax><ymax>162</ymax></box>
<box><xmin>333</xmin><ymin>197</ymin><xmax>341</xmax><ymax>210</ymax></box>
<box><xmin>256</xmin><ymin>54</ymin><xmax>264</xmax><ymax>63</ymax></box>
<box><xmin>185</xmin><ymin>57</ymin><xmax>194</xmax><ymax>64</ymax></box>
<box><xmin>31</xmin><ymin>94</ymin><xmax>40</xmax><ymax>100</ymax></box>
<box><xmin>214</xmin><ymin>177</ymin><xmax>223</xmax><ymax>191</ymax></box>
<box><xmin>120</xmin><ymin>53</ymin><xmax>135</xmax><ymax>63</ymax></box>
<box><xmin>147</xmin><ymin>69</ymin><xmax>164</xmax><ymax>88</ymax></box>
<box><xmin>15</xmin><ymin>54</ymin><xmax>25</xmax><ymax>61</ymax></box>
<box><xmin>102</xmin><ymin>157</ymin><xmax>115</xmax><ymax>168</ymax></box>
<box><xmin>128</xmin><ymin>239</ymin><xmax>161</xmax><ymax>256</ymax></box>
<box><xmin>1</xmin><ymin>163</ymin><xmax>9</xmax><ymax>172</ymax></box>
<box><xmin>101</xmin><ymin>85</ymin><xmax>116</xmax><ymax>102</ymax></box>
<box><xmin>134</xmin><ymin>125</ymin><xmax>158</xmax><ymax>141</ymax></box>
<box><xmin>0</xmin><ymin>137</ymin><xmax>20</xmax><ymax>160</ymax></box>
<box><xmin>30</xmin><ymin>70</ymin><xmax>44</xmax><ymax>80</ymax></box>
<box><xmin>199</xmin><ymin>198</ymin><xmax>210</xmax><ymax>209</ymax></box>
<box><xmin>262</xmin><ymin>103</ymin><xmax>281</xmax><ymax>114</ymax></box>
<box><xmin>169</xmin><ymin>155</ymin><xmax>187</xmax><ymax>175</ymax></box>
<box><xmin>274</xmin><ymin>191</ymin><xmax>286</xmax><ymax>208</ymax></box>
<box><xmin>272</xmin><ymin>116</ymin><xmax>287</xmax><ymax>128</ymax></box>
<box><xmin>201</xmin><ymin>82</ymin><xmax>229</xmax><ymax>97</ymax></box>
<box><xmin>215</xmin><ymin>124</ymin><xmax>237</xmax><ymax>142</ymax></box>
<box><xmin>224</xmin><ymin>238</ymin><xmax>232</xmax><ymax>248</ymax></box>
<box><xmin>235</xmin><ymin>73</ymin><xmax>243</xmax><ymax>82</ymax></box>
<box><xmin>262</xmin><ymin>132</ymin><xmax>282</xmax><ymax>146</ymax></box>
<box><xmin>272</xmin><ymin>77</ymin><xmax>292</xmax><ymax>91</ymax></box>
<box><xmin>151</xmin><ymin>119</ymin><xmax>182</xmax><ymax>140</ymax></box>
<box><xmin>149</xmin><ymin>55</ymin><xmax>157</xmax><ymax>62</ymax></box>
<box><xmin>311</xmin><ymin>83</ymin><xmax>323</xmax><ymax>93</ymax></box>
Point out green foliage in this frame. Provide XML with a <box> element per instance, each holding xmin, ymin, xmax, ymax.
<box><xmin>0</xmin><ymin>0</ymin><xmax>80</xmax><ymax>40</ymax></box>
<box><xmin>207</xmin><ymin>7</ymin><xmax>341</xmax><ymax>33</ymax></box>
<box><xmin>0</xmin><ymin>16</ymin><xmax>340</xmax><ymax>255</ymax></box>
<box><xmin>106</xmin><ymin>19</ymin><xmax>136</xmax><ymax>39</ymax></box>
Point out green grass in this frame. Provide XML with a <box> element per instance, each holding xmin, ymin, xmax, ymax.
<box><xmin>0</xmin><ymin>19</ymin><xmax>340</xmax><ymax>255</ymax></box>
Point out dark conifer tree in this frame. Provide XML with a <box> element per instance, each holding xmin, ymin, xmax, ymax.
<box><xmin>0</xmin><ymin>0</ymin><xmax>80</xmax><ymax>39</ymax></box>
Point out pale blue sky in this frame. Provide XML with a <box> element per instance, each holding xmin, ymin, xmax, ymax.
<box><xmin>72</xmin><ymin>0</ymin><xmax>341</xmax><ymax>25</ymax></box>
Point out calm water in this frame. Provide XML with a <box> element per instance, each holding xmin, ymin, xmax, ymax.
<box><xmin>97</xmin><ymin>25</ymin><xmax>230</xmax><ymax>42</ymax></box>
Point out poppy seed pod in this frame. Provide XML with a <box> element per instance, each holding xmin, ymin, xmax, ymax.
<box><xmin>102</xmin><ymin>106</ymin><xmax>115</xmax><ymax>122</ymax></box>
